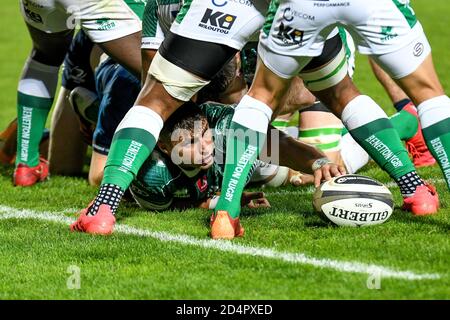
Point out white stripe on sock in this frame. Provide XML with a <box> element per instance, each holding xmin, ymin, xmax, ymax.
<box><xmin>417</xmin><ymin>95</ymin><xmax>450</xmax><ymax>128</ymax></box>
<box><xmin>232</xmin><ymin>95</ymin><xmax>273</xmax><ymax>133</ymax></box>
<box><xmin>341</xmin><ymin>95</ymin><xmax>387</xmax><ymax>130</ymax></box>
<box><xmin>115</xmin><ymin>105</ymin><xmax>164</xmax><ymax>138</ymax></box>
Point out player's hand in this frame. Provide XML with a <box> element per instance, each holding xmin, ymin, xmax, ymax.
<box><xmin>313</xmin><ymin>161</ymin><xmax>346</xmax><ymax>188</ymax></box>
<box><xmin>241</xmin><ymin>192</ymin><xmax>271</xmax><ymax>209</ymax></box>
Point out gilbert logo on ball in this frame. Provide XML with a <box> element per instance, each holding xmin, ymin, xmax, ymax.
<box><xmin>313</xmin><ymin>174</ymin><xmax>394</xmax><ymax>227</ymax></box>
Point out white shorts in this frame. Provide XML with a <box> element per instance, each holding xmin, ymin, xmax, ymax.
<box><xmin>259</xmin><ymin>0</ymin><xmax>431</xmax><ymax>78</ymax></box>
<box><xmin>20</xmin><ymin>0</ymin><xmax>142</xmax><ymax>43</ymax></box>
<box><xmin>170</xmin><ymin>0</ymin><xmax>269</xmax><ymax>50</ymax></box>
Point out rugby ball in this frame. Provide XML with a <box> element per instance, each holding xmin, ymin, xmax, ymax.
<box><xmin>313</xmin><ymin>175</ymin><xmax>394</xmax><ymax>227</ymax></box>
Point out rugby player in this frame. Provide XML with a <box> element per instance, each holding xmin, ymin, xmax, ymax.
<box><xmin>72</xmin><ymin>0</ymin><xmax>438</xmax><ymax>239</ymax></box>
<box><xmin>14</xmin><ymin>0</ymin><xmax>145</xmax><ymax>186</ymax></box>
<box><xmin>210</xmin><ymin>0</ymin><xmax>446</xmax><ymax>238</ymax></box>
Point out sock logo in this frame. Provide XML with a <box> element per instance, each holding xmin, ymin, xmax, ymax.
<box><xmin>20</xmin><ymin>107</ymin><xmax>33</xmax><ymax>162</ymax></box>
<box><xmin>119</xmin><ymin>141</ymin><xmax>143</xmax><ymax>174</ymax></box>
<box><xmin>365</xmin><ymin>135</ymin><xmax>403</xmax><ymax>168</ymax></box>
<box><xmin>430</xmin><ymin>137</ymin><xmax>450</xmax><ymax>185</ymax></box>
<box><xmin>224</xmin><ymin>145</ymin><xmax>257</xmax><ymax>202</ymax></box>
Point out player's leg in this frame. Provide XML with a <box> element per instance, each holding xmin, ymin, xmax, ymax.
<box><xmin>313</xmin><ymin>74</ymin><xmax>435</xmax><ymax>206</ymax></box>
<box><xmin>258</xmin><ymin>4</ymin><xmax>438</xmax><ymax>215</ymax></box>
<box><xmin>14</xmin><ymin>24</ymin><xmax>73</xmax><ymax>186</ymax></box>
<box><xmin>66</xmin><ymin>0</ymin><xmax>144</xmax><ymax>78</ymax></box>
<box><xmin>212</xmin><ymin>57</ymin><xmax>290</xmax><ymax>231</ymax></box>
<box><xmin>369</xmin><ymin>58</ymin><xmax>435</xmax><ymax>167</ymax></box>
<box><xmin>96</xmin><ymin>32</ymin><xmax>142</xmax><ymax>78</ymax></box>
<box><xmin>91</xmin><ymin>60</ymin><xmax>142</xmax><ymax>186</ymax></box>
<box><xmin>298</xmin><ymin>104</ymin><xmax>343</xmax><ymax>165</ymax></box>
<box><xmin>48</xmin><ymin>87</ymin><xmax>88</xmax><ymax>176</ymax></box>
<box><xmin>73</xmin><ymin>0</ymin><xmax>266</xmax><ymax>235</ymax></box>
<box><xmin>374</xmin><ymin>50</ymin><xmax>450</xmax><ymax>188</ymax></box>
<box><xmin>89</xmin><ymin>151</ymin><xmax>108</xmax><ymax>187</ymax></box>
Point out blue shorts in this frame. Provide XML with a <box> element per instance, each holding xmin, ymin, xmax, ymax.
<box><xmin>92</xmin><ymin>59</ymin><xmax>141</xmax><ymax>155</ymax></box>
<box><xmin>61</xmin><ymin>30</ymin><xmax>96</xmax><ymax>92</ymax></box>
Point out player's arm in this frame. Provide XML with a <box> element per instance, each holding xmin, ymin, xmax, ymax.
<box><xmin>260</xmin><ymin>125</ymin><xmax>346</xmax><ymax>186</ymax></box>
<box><xmin>196</xmin><ymin>192</ymin><xmax>270</xmax><ymax>210</ymax></box>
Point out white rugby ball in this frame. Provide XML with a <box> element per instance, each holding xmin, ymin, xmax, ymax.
<box><xmin>313</xmin><ymin>175</ymin><xmax>394</xmax><ymax>227</ymax></box>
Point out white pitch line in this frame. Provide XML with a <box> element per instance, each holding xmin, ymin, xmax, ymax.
<box><xmin>0</xmin><ymin>205</ymin><xmax>441</xmax><ymax>281</ymax></box>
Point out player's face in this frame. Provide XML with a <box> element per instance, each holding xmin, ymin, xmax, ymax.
<box><xmin>170</xmin><ymin>121</ymin><xmax>215</xmax><ymax>170</ymax></box>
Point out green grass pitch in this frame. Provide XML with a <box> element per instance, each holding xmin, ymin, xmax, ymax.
<box><xmin>0</xmin><ymin>0</ymin><xmax>448</xmax><ymax>299</ymax></box>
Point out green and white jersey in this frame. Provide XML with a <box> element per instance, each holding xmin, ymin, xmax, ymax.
<box><xmin>126</xmin><ymin>0</ymin><xmax>149</xmax><ymax>19</ymax></box>
<box><xmin>130</xmin><ymin>102</ymin><xmax>258</xmax><ymax>210</ymax></box>
<box><xmin>142</xmin><ymin>0</ymin><xmax>183</xmax><ymax>49</ymax></box>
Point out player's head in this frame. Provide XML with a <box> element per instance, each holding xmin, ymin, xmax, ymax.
<box><xmin>158</xmin><ymin>102</ymin><xmax>214</xmax><ymax>170</ymax></box>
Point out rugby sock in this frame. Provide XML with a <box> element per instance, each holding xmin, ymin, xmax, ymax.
<box><xmin>393</xmin><ymin>98</ymin><xmax>412</xmax><ymax>112</ymax></box>
<box><xmin>16</xmin><ymin>58</ymin><xmax>58</xmax><ymax>167</ymax></box>
<box><xmin>215</xmin><ymin>95</ymin><xmax>273</xmax><ymax>218</ymax></box>
<box><xmin>341</xmin><ymin>95</ymin><xmax>424</xmax><ymax>196</ymax></box>
<box><xmin>271</xmin><ymin>118</ymin><xmax>289</xmax><ymax>132</ymax></box>
<box><xmin>417</xmin><ymin>95</ymin><xmax>450</xmax><ymax>189</ymax></box>
<box><xmin>88</xmin><ymin>106</ymin><xmax>163</xmax><ymax>215</ymax></box>
<box><xmin>88</xmin><ymin>184</ymin><xmax>124</xmax><ymax>216</ymax></box>
<box><xmin>389</xmin><ymin>104</ymin><xmax>419</xmax><ymax>140</ymax></box>
<box><xmin>298</xmin><ymin>127</ymin><xmax>343</xmax><ymax>152</ymax></box>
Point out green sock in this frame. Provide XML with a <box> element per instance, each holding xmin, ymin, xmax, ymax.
<box><xmin>16</xmin><ymin>92</ymin><xmax>53</xmax><ymax>167</ymax></box>
<box><xmin>422</xmin><ymin>119</ymin><xmax>450</xmax><ymax>188</ymax></box>
<box><xmin>271</xmin><ymin>118</ymin><xmax>288</xmax><ymax>132</ymax></box>
<box><xmin>102</xmin><ymin>128</ymin><xmax>157</xmax><ymax>190</ymax></box>
<box><xmin>101</xmin><ymin>106</ymin><xmax>163</xmax><ymax>190</ymax></box>
<box><xmin>389</xmin><ymin>109</ymin><xmax>418</xmax><ymax>141</ymax></box>
<box><xmin>342</xmin><ymin>96</ymin><xmax>415</xmax><ymax>180</ymax></box>
<box><xmin>350</xmin><ymin>118</ymin><xmax>415</xmax><ymax>179</ymax></box>
<box><xmin>215</xmin><ymin>122</ymin><xmax>266</xmax><ymax>218</ymax></box>
<box><xmin>417</xmin><ymin>96</ymin><xmax>450</xmax><ymax>189</ymax></box>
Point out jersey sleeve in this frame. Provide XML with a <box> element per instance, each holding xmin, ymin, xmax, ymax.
<box><xmin>142</xmin><ymin>0</ymin><xmax>165</xmax><ymax>50</ymax></box>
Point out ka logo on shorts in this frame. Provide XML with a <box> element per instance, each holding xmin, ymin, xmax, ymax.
<box><xmin>199</xmin><ymin>8</ymin><xmax>237</xmax><ymax>34</ymax></box>
<box><xmin>276</xmin><ymin>22</ymin><xmax>304</xmax><ymax>46</ymax></box>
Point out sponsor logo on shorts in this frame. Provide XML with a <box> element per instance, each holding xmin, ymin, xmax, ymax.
<box><xmin>211</xmin><ymin>0</ymin><xmax>253</xmax><ymax>8</ymax></box>
<box><xmin>97</xmin><ymin>18</ymin><xmax>116</xmax><ymax>31</ymax></box>
<box><xmin>413</xmin><ymin>42</ymin><xmax>424</xmax><ymax>56</ymax></box>
<box><xmin>380</xmin><ymin>26</ymin><xmax>398</xmax><ymax>42</ymax></box>
<box><xmin>275</xmin><ymin>22</ymin><xmax>304</xmax><ymax>46</ymax></box>
<box><xmin>199</xmin><ymin>9</ymin><xmax>237</xmax><ymax>34</ymax></box>
<box><xmin>283</xmin><ymin>7</ymin><xmax>315</xmax><ymax>22</ymax></box>
<box><xmin>306</xmin><ymin>0</ymin><xmax>350</xmax><ymax>7</ymax></box>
